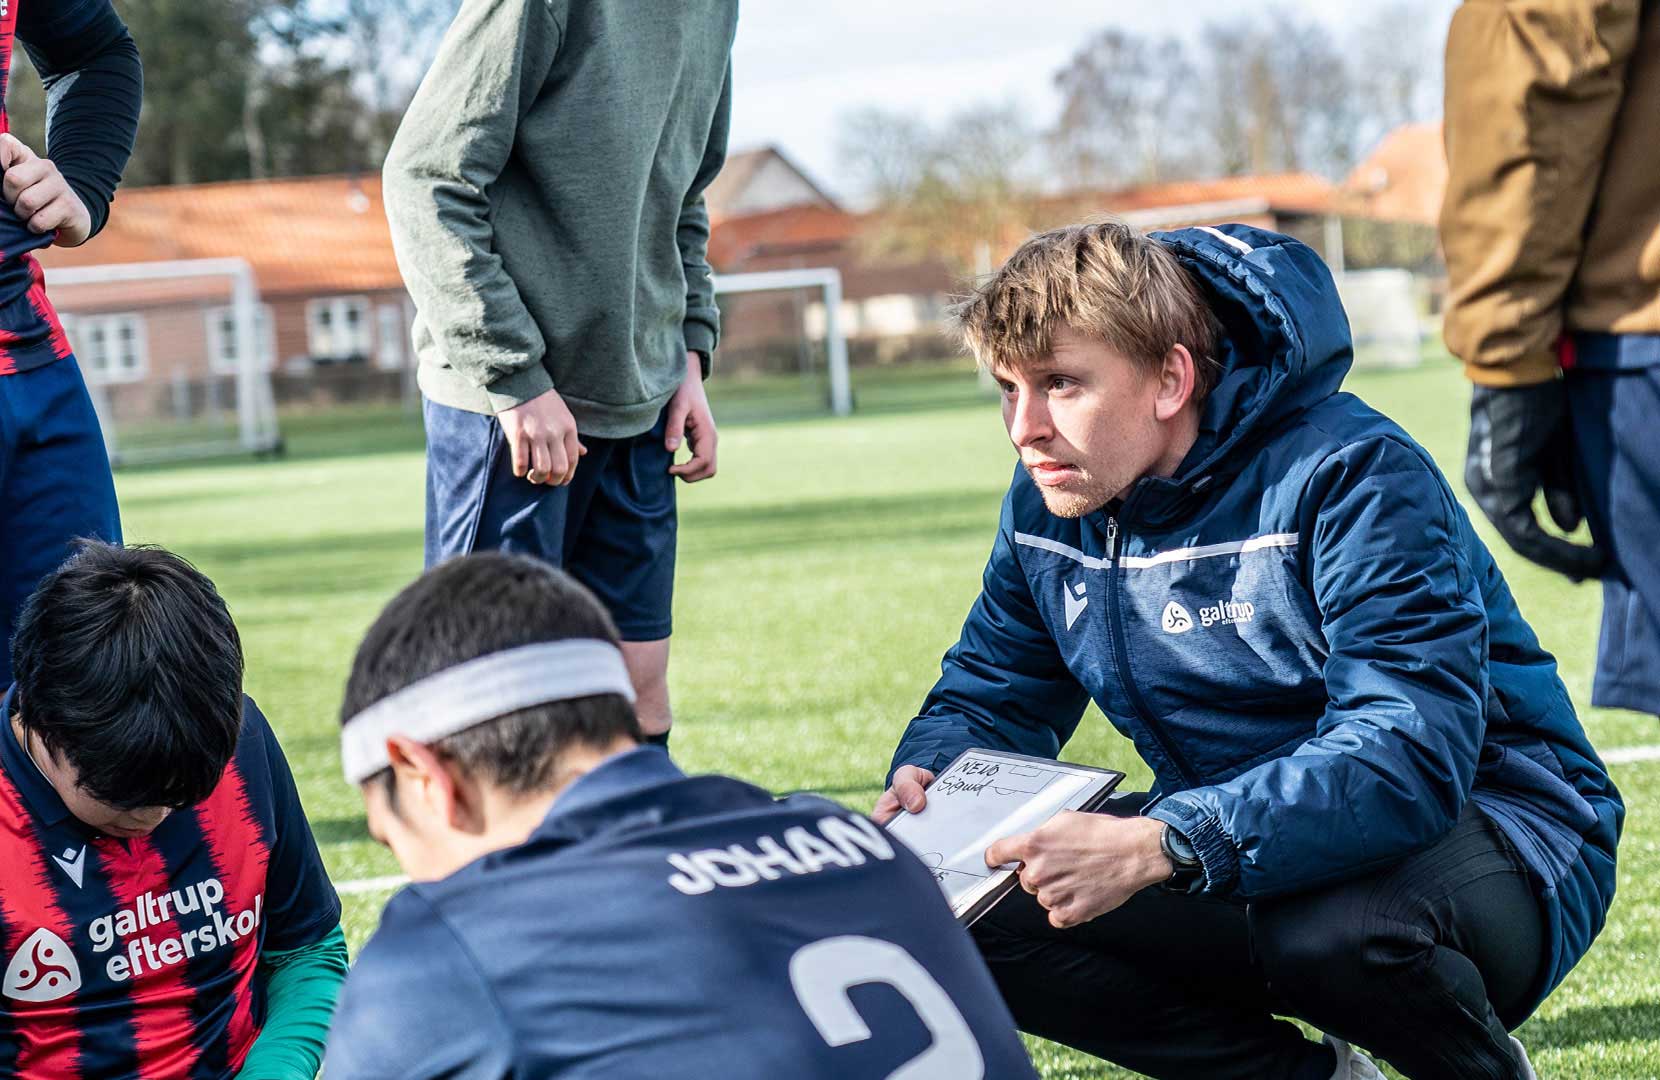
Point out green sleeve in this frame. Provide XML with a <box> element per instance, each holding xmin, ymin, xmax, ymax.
<box><xmin>381</xmin><ymin>0</ymin><xmax>563</xmax><ymax>412</ymax></box>
<box><xmin>679</xmin><ymin>60</ymin><xmax>731</xmax><ymax>360</ymax></box>
<box><xmin>235</xmin><ymin>925</ymin><xmax>350</xmax><ymax>1080</ymax></box>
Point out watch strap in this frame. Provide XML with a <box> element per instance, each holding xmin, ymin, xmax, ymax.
<box><xmin>1159</xmin><ymin>823</ymin><xmax>1205</xmax><ymax>894</ymax></box>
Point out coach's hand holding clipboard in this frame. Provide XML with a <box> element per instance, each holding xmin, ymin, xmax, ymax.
<box><xmin>878</xmin><ymin>749</ymin><xmax>1173</xmax><ymax>929</ymax></box>
<box><xmin>982</xmin><ymin>793</ymin><xmax>1174</xmax><ymax>929</ymax></box>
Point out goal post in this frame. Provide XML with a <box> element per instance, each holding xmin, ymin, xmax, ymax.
<box><xmin>714</xmin><ymin>267</ymin><xmax>852</xmax><ymax>417</ymax></box>
<box><xmin>45</xmin><ymin>258</ymin><xmax>281</xmax><ymax>466</ymax></box>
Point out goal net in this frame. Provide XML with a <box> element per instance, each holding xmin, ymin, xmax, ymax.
<box><xmin>707</xmin><ymin>268</ymin><xmax>854</xmax><ymax>423</ymax></box>
<box><xmin>46</xmin><ymin>259</ymin><xmax>281</xmax><ymax>466</ymax></box>
<box><xmin>1335</xmin><ymin>268</ymin><xmax>1425</xmax><ymax>370</ymax></box>
<box><xmin>707</xmin><ymin>266</ymin><xmax>979</xmax><ymax>423</ymax></box>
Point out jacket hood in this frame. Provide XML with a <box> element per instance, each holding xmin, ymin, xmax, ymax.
<box><xmin>1130</xmin><ymin>225</ymin><xmax>1354</xmax><ymax>521</ymax></box>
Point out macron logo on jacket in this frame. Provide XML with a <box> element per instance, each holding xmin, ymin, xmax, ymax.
<box><xmin>1064</xmin><ymin>582</ymin><xmax>1089</xmax><ymax>629</ymax></box>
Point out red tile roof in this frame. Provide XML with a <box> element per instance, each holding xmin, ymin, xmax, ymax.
<box><xmin>708</xmin><ymin>203</ymin><xmax>862</xmax><ymax>267</ymax></box>
<box><xmin>1059</xmin><ymin>171</ymin><xmax>1337</xmax><ymax>219</ymax></box>
<box><xmin>1342</xmin><ymin>122</ymin><xmax>1445</xmax><ymax>226</ymax></box>
<box><xmin>705</xmin><ymin>146</ymin><xmax>838</xmax><ymax>223</ymax></box>
<box><xmin>37</xmin><ymin>174</ymin><xmax>403</xmax><ymax>297</ymax></box>
<box><xmin>36</xmin><ymin>167</ymin><xmax>1351</xmax><ymax>302</ymax></box>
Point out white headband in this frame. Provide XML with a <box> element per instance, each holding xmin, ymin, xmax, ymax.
<box><xmin>340</xmin><ymin>640</ymin><xmax>636</xmax><ymax>784</ymax></box>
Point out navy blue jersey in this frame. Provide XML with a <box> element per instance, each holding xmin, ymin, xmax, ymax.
<box><xmin>0</xmin><ymin>690</ymin><xmax>341</xmax><ymax>1078</ymax></box>
<box><xmin>326</xmin><ymin>748</ymin><xmax>1035</xmax><ymax>1079</ymax></box>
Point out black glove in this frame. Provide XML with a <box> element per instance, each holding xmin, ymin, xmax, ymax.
<box><xmin>1465</xmin><ymin>382</ymin><xmax>1605</xmax><ymax>582</ymax></box>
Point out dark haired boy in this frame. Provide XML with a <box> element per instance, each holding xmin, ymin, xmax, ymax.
<box><xmin>325</xmin><ymin>552</ymin><xmax>1037</xmax><ymax>1079</ymax></box>
<box><xmin>1</xmin><ymin>542</ymin><xmax>344</xmax><ymax>1080</ymax></box>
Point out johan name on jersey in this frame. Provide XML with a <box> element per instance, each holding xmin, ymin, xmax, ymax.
<box><xmin>666</xmin><ymin>813</ymin><xmax>897</xmax><ymax>896</ymax></box>
<box><xmin>90</xmin><ymin>876</ymin><xmax>263</xmax><ymax>984</ymax></box>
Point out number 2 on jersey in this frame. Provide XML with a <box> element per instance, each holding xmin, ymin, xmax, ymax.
<box><xmin>789</xmin><ymin>935</ymin><xmax>986</xmax><ymax>1079</ymax></box>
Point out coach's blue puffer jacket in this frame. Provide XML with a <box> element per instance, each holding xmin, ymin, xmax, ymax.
<box><xmin>889</xmin><ymin>224</ymin><xmax>1622</xmax><ymax>1009</ymax></box>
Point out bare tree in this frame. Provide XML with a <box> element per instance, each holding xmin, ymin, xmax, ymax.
<box><xmin>1049</xmin><ymin>30</ymin><xmax>1195</xmax><ymax>188</ymax></box>
<box><xmin>338</xmin><ymin>0</ymin><xmax>453</xmax><ymax>162</ymax></box>
<box><xmin>1193</xmin><ymin>9</ymin><xmax>1359</xmax><ymax>178</ymax></box>
<box><xmin>837</xmin><ymin>107</ymin><xmax>933</xmax><ymax>208</ymax></box>
<box><xmin>1348</xmin><ymin>2</ymin><xmax>1443</xmax><ymax>144</ymax></box>
<box><xmin>1271</xmin><ymin>10</ymin><xmax>1361</xmax><ymax>176</ymax></box>
<box><xmin>836</xmin><ymin>102</ymin><xmax>1041</xmax><ymax>273</ymax></box>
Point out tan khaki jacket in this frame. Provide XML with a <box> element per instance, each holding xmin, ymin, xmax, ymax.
<box><xmin>1441</xmin><ymin>0</ymin><xmax>1660</xmax><ymax>387</ymax></box>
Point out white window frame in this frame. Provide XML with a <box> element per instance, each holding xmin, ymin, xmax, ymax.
<box><xmin>65</xmin><ymin>312</ymin><xmax>148</xmax><ymax>383</ymax></box>
<box><xmin>305</xmin><ymin>295</ymin><xmax>372</xmax><ymax>361</ymax></box>
<box><xmin>375</xmin><ymin>302</ymin><xmax>407</xmax><ymax>370</ymax></box>
<box><xmin>206</xmin><ymin>303</ymin><xmax>276</xmax><ymax>374</ymax></box>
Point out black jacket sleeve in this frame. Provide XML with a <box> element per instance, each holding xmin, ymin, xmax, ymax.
<box><xmin>16</xmin><ymin>0</ymin><xmax>142</xmax><ymax>239</ymax></box>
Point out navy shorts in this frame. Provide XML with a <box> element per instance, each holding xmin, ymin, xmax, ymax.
<box><xmin>423</xmin><ymin>398</ymin><xmax>677</xmax><ymax>641</ymax></box>
<box><xmin>1567</xmin><ymin>342</ymin><xmax>1660</xmax><ymax>715</ymax></box>
<box><xmin>0</xmin><ymin>357</ymin><xmax>122</xmax><ymax>685</ymax></box>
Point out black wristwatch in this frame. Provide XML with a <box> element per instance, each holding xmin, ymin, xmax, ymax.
<box><xmin>1159</xmin><ymin>823</ymin><xmax>1205</xmax><ymax>894</ymax></box>
<box><xmin>691</xmin><ymin>349</ymin><xmax>712</xmax><ymax>380</ymax></box>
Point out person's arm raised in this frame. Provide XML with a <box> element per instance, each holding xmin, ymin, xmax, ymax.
<box><xmin>12</xmin><ymin>0</ymin><xmax>141</xmax><ymax>245</ymax></box>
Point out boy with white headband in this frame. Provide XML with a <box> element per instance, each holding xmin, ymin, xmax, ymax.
<box><xmin>324</xmin><ymin>553</ymin><xmax>1037</xmax><ymax>1079</ymax></box>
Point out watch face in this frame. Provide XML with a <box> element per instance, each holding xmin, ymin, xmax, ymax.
<box><xmin>1163</xmin><ymin>824</ymin><xmax>1199</xmax><ymax>866</ymax></box>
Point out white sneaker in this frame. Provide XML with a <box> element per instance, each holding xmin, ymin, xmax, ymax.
<box><xmin>1323</xmin><ymin>1035</ymin><xmax>1385</xmax><ymax>1080</ymax></box>
<box><xmin>1511</xmin><ymin>1035</ymin><xmax>1538</xmax><ymax>1079</ymax></box>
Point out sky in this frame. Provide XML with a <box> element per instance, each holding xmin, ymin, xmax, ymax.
<box><xmin>728</xmin><ymin>1</ymin><xmax>1459</xmax><ymax>203</ymax></box>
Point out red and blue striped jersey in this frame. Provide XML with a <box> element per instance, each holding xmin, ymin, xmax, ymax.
<box><xmin>0</xmin><ymin>0</ymin><xmax>96</xmax><ymax>377</ymax></box>
<box><xmin>0</xmin><ymin>689</ymin><xmax>342</xmax><ymax>1078</ymax></box>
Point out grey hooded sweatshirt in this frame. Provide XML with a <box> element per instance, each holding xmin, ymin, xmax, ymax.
<box><xmin>383</xmin><ymin>0</ymin><xmax>736</xmax><ymax>437</ymax></box>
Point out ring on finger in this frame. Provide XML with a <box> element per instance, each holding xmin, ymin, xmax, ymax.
<box><xmin>526</xmin><ymin>468</ymin><xmax>547</xmax><ymax>484</ymax></box>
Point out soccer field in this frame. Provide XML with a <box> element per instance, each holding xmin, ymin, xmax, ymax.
<box><xmin>115</xmin><ymin>361</ymin><xmax>1659</xmax><ymax>1078</ymax></box>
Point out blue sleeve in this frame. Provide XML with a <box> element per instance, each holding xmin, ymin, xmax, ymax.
<box><xmin>15</xmin><ymin>0</ymin><xmax>142</xmax><ymax>238</ymax></box>
<box><xmin>1148</xmin><ymin>438</ymin><xmax>1488</xmax><ymax>898</ymax></box>
<box><xmin>889</xmin><ymin>487</ymin><xmax>1092</xmax><ymax>781</ymax></box>
<box><xmin>323</xmin><ymin>892</ymin><xmax>511</xmax><ymax>1080</ymax></box>
<box><xmin>248</xmin><ymin>702</ymin><xmax>343</xmax><ymax>952</ymax></box>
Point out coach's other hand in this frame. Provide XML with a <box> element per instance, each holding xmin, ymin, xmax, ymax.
<box><xmin>986</xmin><ymin>813</ymin><xmax>1172</xmax><ymax>930</ymax></box>
<box><xmin>871</xmin><ymin>766</ymin><xmax>936</xmax><ymax>825</ymax></box>
<box><xmin>1466</xmin><ymin>382</ymin><xmax>1604</xmax><ymax>581</ymax></box>
<box><xmin>667</xmin><ymin>351</ymin><xmax>718</xmax><ymax>482</ymax></box>
<box><xmin>0</xmin><ymin>133</ymin><xmax>91</xmax><ymax>247</ymax></box>
<box><xmin>499</xmin><ymin>387</ymin><xmax>585</xmax><ymax>486</ymax></box>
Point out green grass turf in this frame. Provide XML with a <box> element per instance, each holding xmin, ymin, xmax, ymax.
<box><xmin>114</xmin><ymin>357</ymin><xmax>1659</xmax><ymax>1078</ymax></box>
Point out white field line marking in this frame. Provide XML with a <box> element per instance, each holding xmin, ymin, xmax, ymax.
<box><xmin>336</xmin><ymin>874</ymin><xmax>408</xmax><ymax>896</ymax></box>
<box><xmin>330</xmin><ymin>746</ymin><xmax>1660</xmax><ymax>897</ymax></box>
<box><xmin>1604</xmin><ymin>744</ymin><xmax>1660</xmax><ymax>766</ymax></box>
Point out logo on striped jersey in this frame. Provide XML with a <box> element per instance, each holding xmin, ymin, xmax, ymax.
<box><xmin>3</xmin><ymin>927</ymin><xmax>81</xmax><ymax>1003</ymax></box>
<box><xmin>52</xmin><ymin>844</ymin><xmax>86</xmax><ymax>888</ymax></box>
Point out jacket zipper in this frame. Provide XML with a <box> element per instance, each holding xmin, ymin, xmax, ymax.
<box><xmin>1104</xmin><ymin>513</ymin><xmax>1203</xmax><ymax>789</ymax></box>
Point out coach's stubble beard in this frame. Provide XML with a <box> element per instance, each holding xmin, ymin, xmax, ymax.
<box><xmin>1025</xmin><ymin>463</ymin><xmax>1120</xmax><ymax>520</ymax></box>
